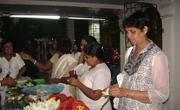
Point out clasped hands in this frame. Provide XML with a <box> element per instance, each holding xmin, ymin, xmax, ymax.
<box><xmin>102</xmin><ymin>84</ymin><xmax>122</xmax><ymax>98</ymax></box>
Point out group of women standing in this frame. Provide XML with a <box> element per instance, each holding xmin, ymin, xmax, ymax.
<box><xmin>0</xmin><ymin>10</ymin><xmax>169</xmax><ymax>110</ymax></box>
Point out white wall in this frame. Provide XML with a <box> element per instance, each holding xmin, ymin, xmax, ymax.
<box><xmin>158</xmin><ymin>0</ymin><xmax>173</xmax><ymax>109</ymax></box>
<box><xmin>171</xmin><ymin>0</ymin><xmax>180</xmax><ymax>109</ymax></box>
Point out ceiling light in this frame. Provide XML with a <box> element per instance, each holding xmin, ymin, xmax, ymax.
<box><xmin>10</xmin><ymin>15</ymin><xmax>60</xmax><ymax>19</ymax></box>
<box><xmin>68</xmin><ymin>17</ymin><xmax>105</xmax><ymax>20</ymax></box>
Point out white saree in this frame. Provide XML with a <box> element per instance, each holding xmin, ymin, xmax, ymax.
<box><xmin>51</xmin><ymin>54</ymin><xmax>77</xmax><ymax>97</ymax></box>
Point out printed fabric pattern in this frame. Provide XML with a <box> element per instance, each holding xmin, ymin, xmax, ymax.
<box><xmin>118</xmin><ymin>42</ymin><xmax>163</xmax><ymax>110</ymax></box>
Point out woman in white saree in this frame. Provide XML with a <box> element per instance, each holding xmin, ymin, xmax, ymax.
<box><xmin>20</xmin><ymin>36</ymin><xmax>77</xmax><ymax>97</ymax></box>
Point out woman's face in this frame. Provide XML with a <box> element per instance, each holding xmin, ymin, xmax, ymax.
<box><xmin>81</xmin><ymin>39</ymin><xmax>88</xmax><ymax>51</ymax></box>
<box><xmin>125</xmin><ymin>26</ymin><xmax>147</xmax><ymax>45</ymax></box>
<box><xmin>84</xmin><ymin>54</ymin><xmax>97</xmax><ymax>67</ymax></box>
<box><xmin>2</xmin><ymin>42</ymin><xmax>13</xmax><ymax>54</ymax></box>
<box><xmin>73</xmin><ymin>45</ymin><xmax>78</xmax><ymax>51</ymax></box>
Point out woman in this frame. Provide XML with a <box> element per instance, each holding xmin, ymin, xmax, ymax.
<box><xmin>0</xmin><ymin>39</ymin><xmax>26</xmax><ymax>79</ymax></box>
<box><xmin>0</xmin><ymin>39</ymin><xmax>26</xmax><ymax>107</ymax></box>
<box><xmin>69</xmin><ymin>42</ymin><xmax>112</xmax><ymax>110</ymax></box>
<box><xmin>20</xmin><ymin>36</ymin><xmax>77</xmax><ymax>97</ymax></box>
<box><xmin>77</xmin><ymin>36</ymin><xmax>97</xmax><ymax>65</ymax></box>
<box><xmin>71</xmin><ymin>44</ymin><xmax>81</xmax><ymax>61</ymax></box>
<box><xmin>106</xmin><ymin>11</ymin><xmax>169</xmax><ymax>109</ymax></box>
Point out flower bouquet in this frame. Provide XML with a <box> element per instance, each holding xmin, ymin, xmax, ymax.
<box><xmin>24</xmin><ymin>98</ymin><xmax>60</xmax><ymax>110</ymax></box>
<box><xmin>1</xmin><ymin>86</ymin><xmax>27</xmax><ymax>109</ymax></box>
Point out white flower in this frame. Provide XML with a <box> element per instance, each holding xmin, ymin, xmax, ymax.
<box><xmin>24</xmin><ymin>98</ymin><xmax>61</xmax><ymax>110</ymax></box>
<box><xmin>102</xmin><ymin>88</ymin><xmax>109</xmax><ymax>97</ymax></box>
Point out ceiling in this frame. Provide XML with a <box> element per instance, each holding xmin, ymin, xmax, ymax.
<box><xmin>0</xmin><ymin>0</ymin><xmax>139</xmax><ymax>19</ymax></box>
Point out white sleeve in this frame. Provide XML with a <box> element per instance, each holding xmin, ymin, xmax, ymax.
<box><xmin>50</xmin><ymin>53</ymin><xmax>59</xmax><ymax>63</ymax></box>
<box><xmin>92</xmin><ymin>69</ymin><xmax>111</xmax><ymax>90</ymax></box>
<box><xmin>150</xmin><ymin>52</ymin><xmax>169</xmax><ymax>103</ymax></box>
<box><xmin>15</xmin><ymin>53</ymin><xmax>25</xmax><ymax>69</ymax></box>
<box><xmin>74</xmin><ymin>62</ymin><xmax>89</xmax><ymax>76</ymax></box>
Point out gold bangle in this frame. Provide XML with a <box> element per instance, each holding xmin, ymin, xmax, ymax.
<box><xmin>127</xmin><ymin>89</ymin><xmax>129</xmax><ymax>98</ymax></box>
<box><xmin>132</xmin><ymin>90</ymin><xmax>133</xmax><ymax>99</ymax></box>
<box><xmin>33</xmin><ymin>60</ymin><xmax>37</xmax><ymax>65</ymax></box>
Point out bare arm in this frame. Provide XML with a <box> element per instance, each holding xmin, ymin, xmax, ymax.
<box><xmin>69</xmin><ymin>77</ymin><xmax>102</xmax><ymax>100</ymax></box>
<box><xmin>20</xmin><ymin>52</ymin><xmax>53</xmax><ymax>71</ymax></box>
<box><xmin>16</xmin><ymin>65</ymin><xmax>26</xmax><ymax>78</ymax></box>
<box><xmin>1</xmin><ymin>77</ymin><xmax>17</xmax><ymax>86</ymax></box>
<box><xmin>77</xmin><ymin>51</ymin><xmax>85</xmax><ymax>65</ymax></box>
<box><xmin>48</xmin><ymin>70</ymin><xmax>77</xmax><ymax>84</ymax></box>
<box><xmin>108</xmin><ymin>86</ymin><xmax>150</xmax><ymax>103</ymax></box>
<box><xmin>34</xmin><ymin>60</ymin><xmax>53</xmax><ymax>71</ymax></box>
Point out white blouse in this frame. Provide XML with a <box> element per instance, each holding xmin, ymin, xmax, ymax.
<box><xmin>0</xmin><ymin>53</ymin><xmax>25</xmax><ymax>80</ymax></box>
<box><xmin>75</xmin><ymin>63</ymin><xmax>112</xmax><ymax>110</ymax></box>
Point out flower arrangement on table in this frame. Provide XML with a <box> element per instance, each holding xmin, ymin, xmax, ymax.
<box><xmin>24</xmin><ymin>93</ymin><xmax>90</xmax><ymax>110</ymax></box>
<box><xmin>2</xmin><ymin>78</ymin><xmax>90</xmax><ymax>110</ymax></box>
<box><xmin>0</xmin><ymin>86</ymin><xmax>27</xmax><ymax>109</ymax></box>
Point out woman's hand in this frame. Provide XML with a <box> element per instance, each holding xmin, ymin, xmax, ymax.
<box><xmin>16</xmin><ymin>74</ymin><xmax>22</xmax><ymax>79</ymax></box>
<box><xmin>3</xmin><ymin>77</ymin><xmax>17</xmax><ymax>86</ymax></box>
<box><xmin>19</xmin><ymin>52</ymin><xmax>32</xmax><ymax>60</ymax></box>
<box><xmin>47</xmin><ymin>78</ymin><xmax>61</xmax><ymax>84</ymax></box>
<box><xmin>68</xmin><ymin>77</ymin><xmax>80</xmax><ymax>87</ymax></box>
<box><xmin>108</xmin><ymin>85</ymin><xmax>123</xmax><ymax>98</ymax></box>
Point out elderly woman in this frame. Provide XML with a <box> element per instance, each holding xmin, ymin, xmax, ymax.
<box><xmin>106</xmin><ymin>11</ymin><xmax>169</xmax><ymax>110</ymax></box>
<box><xmin>20</xmin><ymin>36</ymin><xmax>77</xmax><ymax>97</ymax></box>
<box><xmin>0</xmin><ymin>39</ymin><xmax>26</xmax><ymax>108</ymax></box>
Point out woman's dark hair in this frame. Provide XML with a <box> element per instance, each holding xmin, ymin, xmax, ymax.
<box><xmin>82</xmin><ymin>36</ymin><xmax>97</xmax><ymax>44</ymax></box>
<box><xmin>83</xmin><ymin>42</ymin><xmax>112</xmax><ymax>62</ymax></box>
<box><xmin>1</xmin><ymin>39</ymin><xmax>12</xmax><ymax>48</ymax></box>
<box><xmin>73</xmin><ymin>43</ymin><xmax>81</xmax><ymax>52</ymax></box>
<box><xmin>123</xmin><ymin>11</ymin><xmax>151</xmax><ymax>37</ymax></box>
<box><xmin>55</xmin><ymin>36</ymin><xmax>72</xmax><ymax>54</ymax></box>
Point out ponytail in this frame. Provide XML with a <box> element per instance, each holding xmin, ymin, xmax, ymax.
<box><xmin>83</xmin><ymin>43</ymin><xmax>113</xmax><ymax>63</ymax></box>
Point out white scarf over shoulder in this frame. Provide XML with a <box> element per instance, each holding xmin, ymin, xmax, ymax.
<box><xmin>51</xmin><ymin>54</ymin><xmax>77</xmax><ymax>79</ymax></box>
